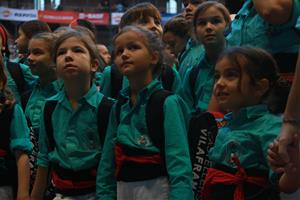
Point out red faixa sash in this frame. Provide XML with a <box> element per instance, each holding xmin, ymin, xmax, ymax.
<box><xmin>114</xmin><ymin>143</ymin><xmax>162</xmax><ymax>178</ymax></box>
<box><xmin>202</xmin><ymin>156</ymin><xmax>269</xmax><ymax>200</ymax></box>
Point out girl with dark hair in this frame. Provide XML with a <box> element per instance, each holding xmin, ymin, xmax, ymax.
<box><xmin>202</xmin><ymin>47</ymin><xmax>283</xmax><ymax>200</ymax></box>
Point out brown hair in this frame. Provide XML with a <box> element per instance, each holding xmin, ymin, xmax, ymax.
<box><xmin>163</xmin><ymin>15</ymin><xmax>190</xmax><ymax>39</ymax></box>
<box><xmin>18</xmin><ymin>20</ymin><xmax>51</xmax><ymax>40</ymax></box>
<box><xmin>119</xmin><ymin>3</ymin><xmax>161</xmax><ymax>29</ymax></box>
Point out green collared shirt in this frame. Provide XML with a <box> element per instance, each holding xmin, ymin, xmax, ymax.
<box><xmin>226</xmin><ymin>0</ymin><xmax>300</xmax><ymax>53</ymax></box>
<box><xmin>25</xmin><ymin>79</ymin><xmax>63</xmax><ymax>131</ymax></box>
<box><xmin>100</xmin><ymin>65</ymin><xmax>182</xmax><ymax>99</ymax></box>
<box><xmin>97</xmin><ymin>79</ymin><xmax>193</xmax><ymax>200</ymax></box>
<box><xmin>178</xmin><ymin>38</ymin><xmax>205</xmax><ymax>80</ymax></box>
<box><xmin>4</xmin><ymin>57</ymin><xmax>37</xmax><ymax>103</ymax></box>
<box><xmin>179</xmin><ymin>56</ymin><xmax>214</xmax><ymax>114</ymax></box>
<box><xmin>37</xmin><ymin>84</ymin><xmax>104</xmax><ymax>170</ymax></box>
<box><xmin>209</xmin><ymin>104</ymin><xmax>281</xmax><ymax>177</ymax></box>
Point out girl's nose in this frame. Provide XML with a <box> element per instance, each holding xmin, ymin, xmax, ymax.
<box><xmin>121</xmin><ymin>49</ymin><xmax>129</xmax><ymax>59</ymax></box>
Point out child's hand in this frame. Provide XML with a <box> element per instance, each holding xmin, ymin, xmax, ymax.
<box><xmin>283</xmin><ymin>134</ymin><xmax>300</xmax><ymax>176</ymax></box>
<box><xmin>278</xmin><ymin>123</ymin><xmax>300</xmax><ymax>163</ymax></box>
<box><xmin>268</xmin><ymin>138</ymin><xmax>285</xmax><ymax>173</ymax></box>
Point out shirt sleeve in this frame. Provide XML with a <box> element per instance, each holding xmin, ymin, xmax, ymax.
<box><xmin>257</xmin><ymin>117</ymin><xmax>282</xmax><ymax>179</ymax></box>
<box><xmin>36</xmin><ymin>104</ymin><xmax>50</xmax><ymax>167</ymax></box>
<box><xmin>96</xmin><ymin>104</ymin><xmax>117</xmax><ymax>200</ymax></box>
<box><xmin>163</xmin><ymin>95</ymin><xmax>194</xmax><ymax>200</ymax></box>
<box><xmin>10</xmin><ymin>104</ymin><xmax>32</xmax><ymax>153</ymax></box>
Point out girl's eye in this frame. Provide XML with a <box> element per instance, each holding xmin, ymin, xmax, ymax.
<box><xmin>115</xmin><ymin>48</ymin><xmax>123</xmax><ymax>56</ymax></box>
<box><xmin>57</xmin><ymin>49</ymin><xmax>66</xmax><ymax>56</ymax></box>
<box><xmin>211</xmin><ymin>18</ymin><xmax>222</xmax><ymax>24</ymax></box>
<box><xmin>73</xmin><ymin>47</ymin><xmax>84</xmax><ymax>53</ymax></box>
<box><xmin>127</xmin><ymin>43</ymin><xmax>140</xmax><ymax>50</ymax></box>
<box><xmin>225</xmin><ymin>69</ymin><xmax>240</xmax><ymax>79</ymax></box>
<box><xmin>154</xmin><ymin>19</ymin><xmax>161</xmax><ymax>25</ymax></box>
<box><xmin>214</xmin><ymin>73</ymin><xmax>220</xmax><ymax>82</ymax></box>
<box><xmin>197</xmin><ymin>20</ymin><xmax>206</xmax><ymax>26</ymax></box>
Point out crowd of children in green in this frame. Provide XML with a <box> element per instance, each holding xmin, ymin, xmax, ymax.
<box><xmin>0</xmin><ymin>0</ymin><xmax>300</xmax><ymax>200</ymax></box>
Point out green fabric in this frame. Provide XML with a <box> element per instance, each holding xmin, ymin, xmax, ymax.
<box><xmin>100</xmin><ymin>66</ymin><xmax>181</xmax><ymax>99</ymax></box>
<box><xmin>178</xmin><ymin>38</ymin><xmax>205</xmax><ymax>80</ymax></box>
<box><xmin>0</xmin><ymin>104</ymin><xmax>32</xmax><ymax>169</ymax></box>
<box><xmin>226</xmin><ymin>0</ymin><xmax>300</xmax><ymax>53</ymax></box>
<box><xmin>97</xmin><ymin>79</ymin><xmax>193</xmax><ymax>200</ymax></box>
<box><xmin>9</xmin><ymin>104</ymin><xmax>32</xmax><ymax>153</ymax></box>
<box><xmin>37</xmin><ymin>84</ymin><xmax>104</xmax><ymax>170</ymax></box>
<box><xmin>209</xmin><ymin>104</ymin><xmax>281</xmax><ymax>178</ymax></box>
<box><xmin>25</xmin><ymin>79</ymin><xmax>62</xmax><ymax>131</ymax></box>
<box><xmin>4</xmin><ymin>57</ymin><xmax>37</xmax><ymax>103</ymax></box>
<box><xmin>179</xmin><ymin>56</ymin><xmax>214</xmax><ymax>114</ymax></box>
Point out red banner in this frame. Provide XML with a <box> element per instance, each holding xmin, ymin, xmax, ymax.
<box><xmin>38</xmin><ymin>10</ymin><xmax>78</xmax><ymax>24</ymax></box>
<box><xmin>79</xmin><ymin>12</ymin><xmax>109</xmax><ymax>25</ymax></box>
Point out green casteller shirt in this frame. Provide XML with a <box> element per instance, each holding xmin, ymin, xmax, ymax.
<box><xmin>209</xmin><ymin>104</ymin><xmax>281</xmax><ymax>178</ymax></box>
<box><xmin>0</xmin><ymin>104</ymin><xmax>32</xmax><ymax>169</ymax></box>
<box><xmin>179</xmin><ymin>56</ymin><xmax>214</xmax><ymax>114</ymax></box>
<box><xmin>226</xmin><ymin>0</ymin><xmax>300</xmax><ymax>54</ymax></box>
<box><xmin>100</xmin><ymin>65</ymin><xmax>182</xmax><ymax>99</ymax></box>
<box><xmin>178</xmin><ymin>38</ymin><xmax>205</xmax><ymax>80</ymax></box>
<box><xmin>97</xmin><ymin>79</ymin><xmax>194</xmax><ymax>200</ymax></box>
<box><xmin>37</xmin><ymin>84</ymin><xmax>104</xmax><ymax>170</ymax></box>
<box><xmin>25</xmin><ymin>79</ymin><xmax>63</xmax><ymax>132</ymax></box>
<box><xmin>4</xmin><ymin>57</ymin><xmax>37</xmax><ymax>103</ymax></box>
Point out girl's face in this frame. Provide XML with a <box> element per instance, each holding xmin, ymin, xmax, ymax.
<box><xmin>15</xmin><ymin>28</ymin><xmax>28</xmax><ymax>53</ymax></box>
<box><xmin>195</xmin><ymin>6</ymin><xmax>227</xmax><ymax>47</ymax></box>
<box><xmin>28</xmin><ymin>38</ymin><xmax>54</xmax><ymax>76</ymax></box>
<box><xmin>136</xmin><ymin>16</ymin><xmax>163</xmax><ymax>37</ymax></box>
<box><xmin>114</xmin><ymin>31</ymin><xmax>159</xmax><ymax>78</ymax></box>
<box><xmin>163</xmin><ymin>31</ymin><xmax>187</xmax><ymax>58</ymax></box>
<box><xmin>213</xmin><ymin>57</ymin><xmax>258</xmax><ymax>113</ymax></box>
<box><xmin>56</xmin><ymin>36</ymin><xmax>98</xmax><ymax>80</ymax></box>
<box><xmin>183</xmin><ymin>0</ymin><xmax>205</xmax><ymax>22</ymax></box>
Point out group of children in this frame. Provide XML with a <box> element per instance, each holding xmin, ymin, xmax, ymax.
<box><xmin>0</xmin><ymin>0</ymin><xmax>300</xmax><ymax>200</ymax></box>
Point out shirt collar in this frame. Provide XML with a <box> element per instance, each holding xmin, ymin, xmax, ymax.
<box><xmin>225</xmin><ymin>104</ymin><xmax>270</xmax><ymax>122</ymax></box>
<box><xmin>119</xmin><ymin>79</ymin><xmax>162</xmax><ymax>103</ymax></box>
<box><xmin>54</xmin><ymin>83</ymin><xmax>100</xmax><ymax>109</ymax></box>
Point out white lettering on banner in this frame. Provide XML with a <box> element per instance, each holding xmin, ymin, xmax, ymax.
<box><xmin>0</xmin><ymin>7</ymin><xmax>37</xmax><ymax>21</ymax></box>
<box><xmin>192</xmin><ymin>128</ymin><xmax>213</xmax><ymax>194</ymax></box>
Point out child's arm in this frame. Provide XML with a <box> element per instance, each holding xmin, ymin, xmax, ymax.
<box><xmin>96</xmin><ymin>106</ymin><xmax>117</xmax><ymax>200</ymax></box>
<box><xmin>15</xmin><ymin>150</ymin><xmax>30</xmax><ymax>200</ymax></box>
<box><xmin>268</xmin><ymin>135</ymin><xmax>300</xmax><ymax>193</ymax></box>
<box><xmin>163</xmin><ymin>95</ymin><xmax>194</xmax><ymax>200</ymax></box>
<box><xmin>252</xmin><ymin>0</ymin><xmax>293</xmax><ymax>24</ymax></box>
<box><xmin>279</xmin><ymin>50</ymin><xmax>300</xmax><ymax>162</ymax></box>
<box><xmin>30</xmin><ymin>166</ymin><xmax>49</xmax><ymax>200</ymax></box>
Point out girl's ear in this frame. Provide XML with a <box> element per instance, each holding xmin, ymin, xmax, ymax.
<box><xmin>150</xmin><ymin>51</ymin><xmax>159</xmax><ymax>65</ymax></box>
<box><xmin>255</xmin><ymin>78</ymin><xmax>270</xmax><ymax>98</ymax></box>
<box><xmin>90</xmin><ymin>59</ymin><xmax>99</xmax><ymax>73</ymax></box>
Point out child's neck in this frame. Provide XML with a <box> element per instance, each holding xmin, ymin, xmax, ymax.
<box><xmin>64</xmin><ymin>78</ymin><xmax>91</xmax><ymax>109</ymax></box>
<box><xmin>128</xmin><ymin>73</ymin><xmax>153</xmax><ymax>106</ymax></box>
<box><xmin>39</xmin><ymin>70</ymin><xmax>56</xmax><ymax>87</ymax></box>
<box><xmin>205</xmin><ymin>42</ymin><xmax>225</xmax><ymax>65</ymax></box>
